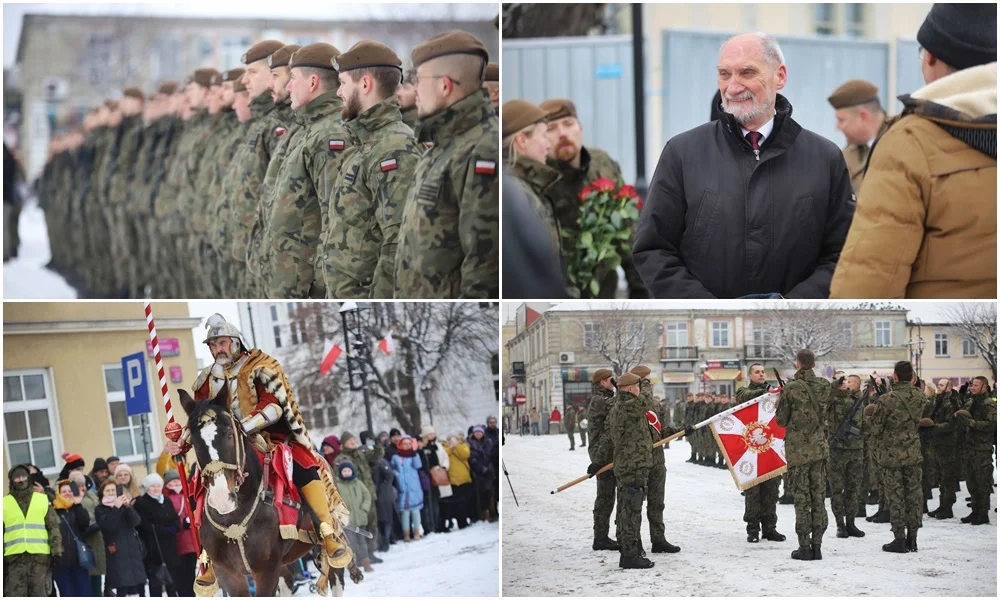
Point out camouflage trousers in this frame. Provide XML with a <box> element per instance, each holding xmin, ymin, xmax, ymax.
<box><xmin>966</xmin><ymin>446</ymin><xmax>995</xmax><ymax>514</ymax></box>
<box><xmin>929</xmin><ymin>444</ymin><xmax>959</xmax><ymax>510</ymax></box>
<box><xmin>3</xmin><ymin>554</ymin><xmax>53</xmax><ymax>596</ymax></box>
<box><xmin>646</xmin><ymin>463</ymin><xmax>666</xmax><ymax>543</ymax></box>
<box><xmin>862</xmin><ymin>437</ymin><xmax>878</xmax><ymax>498</ymax></box>
<box><xmin>788</xmin><ymin>458</ymin><xmax>829</xmax><ymax>547</ymax></box>
<box><xmin>615</xmin><ymin>479</ymin><xmax>646</xmax><ymax>558</ymax></box>
<box><xmin>920</xmin><ymin>441</ymin><xmax>935</xmax><ymax>501</ymax></box>
<box><xmin>593</xmin><ymin>470</ymin><xmax>616</xmax><ymax>540</ymax></box>
<box><xmin>565</xmin><ymin>423</ymin><xmax>576</xmax><ymax>449</ymax></box>
<box><xmin>828</xmin><ymin>449</ymin><xmax>864</xmax><ymax>519</ymax></box>
<box><xmin>881</xmin><ymin>464</ymin><xmax>923</xmax><ymax>534</ymax></box>
<box><xmin>744</xmin><ymin>476</ymin><xmax>780</xmax><ymax>534</ymax></box>
<box><xmin>579</xmin><ymin>428</ymin><xmax>588</xmax><ymax>447</ymax></box>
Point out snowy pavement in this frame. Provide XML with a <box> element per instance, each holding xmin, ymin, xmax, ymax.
<box><xmin>501</xmin><ymin>434</ymin><xmax>997</xmax><ymax>597</ymax></box>
<box><xmin>3</xmin><ymin>201</ymin><xmax>77</xmax><ymax>298</ymax></box>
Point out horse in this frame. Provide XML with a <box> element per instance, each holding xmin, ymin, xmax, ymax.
<box><xmin>178</xmin><ymin>384</ymin><xmax>349</xmax><ymax>596</ymax></box>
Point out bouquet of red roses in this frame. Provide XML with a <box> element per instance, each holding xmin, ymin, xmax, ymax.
<box><xmin>564</xmin><ymin>177</ymin><xmax>642</xmax><ymax>298</ymax></box>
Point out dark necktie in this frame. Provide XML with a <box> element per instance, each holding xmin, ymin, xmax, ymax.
<box><xmin>746</xmin><ymin>131</ymin><xmax>763</xmax><ymax>151</ymax></box>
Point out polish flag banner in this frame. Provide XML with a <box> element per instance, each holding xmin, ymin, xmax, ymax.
<box><xmin>709</xmin><ymin>390</ymin><xmax>787</xmax><ymax>491</ymax></box>
<box><xmin>376</xmin><ymin>333</ymin><xmax>394</xmax><ymax>355</ymax></box>
<box><xmin>320</xmin><ymin>340</ymin><xmax>342</xmax><ymax>375</ymax></box>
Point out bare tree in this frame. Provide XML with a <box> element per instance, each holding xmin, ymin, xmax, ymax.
<box><xmin>501</xmin><ymin>3</ymin><xmax>612</xmax><ymax>38</ymax></box>
<box><xmin>941</xmin><ymin>302</ymin><xmax>997</xmax><ymax>381</ymax></box>
<box><xmin>587</xmin><ymin>303</ymin><xmax>660</xmax><ymax>376</ymax></box>
<box><xmin>753</xmin><ymin>303</ymin><xmax>858</xmax><ymax>363</ymax></box>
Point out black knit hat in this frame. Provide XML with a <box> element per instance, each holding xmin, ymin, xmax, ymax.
<box><xmin>389</xmin><ymin>428</ymin><xmax>401</xmax><ymax>438</ymax></box>
<box><xmin>92</xmin><ymin>457</ymin><xmax>108</xmax><ymax>472</ymax></box>
<box><xmin>917</xmin><ymin>3</ymin><xmax>997</xmax><ymax>71</ymax></box>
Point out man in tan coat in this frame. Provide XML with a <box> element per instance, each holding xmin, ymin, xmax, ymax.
<box><xmin>831</xmin><ymin>3</ymin><xmax>996</xmax><ymax>299</ymax></box>
<box><xmin>828</xmin><ymin>80</ymin><xmax>888</xmax><ymax>194</ymax></box>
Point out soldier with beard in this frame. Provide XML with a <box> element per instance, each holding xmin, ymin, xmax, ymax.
<box><xmin>3</xmin><ymin>464</ymin><xmax>62</xmax><ymax>596</ymax></box>
<box><xmin>585</xmin><ymin>369</ymin><xmax>620</xmax><ymax>551</ymax></box>
<box><xmin>396</xmin><ymin>69</ymin><xmax>420</xmax><ymax>131</ymax></box>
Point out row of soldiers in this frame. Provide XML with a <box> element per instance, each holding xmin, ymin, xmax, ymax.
<box><xmin>36</xmin><ymin>31</ymin><xmax>500</xmax><ymax>299</ymax></box>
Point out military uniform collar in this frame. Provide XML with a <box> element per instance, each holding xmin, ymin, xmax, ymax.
<box><xmin>250</xmin><ymin>92</ymin><xmax>280</xmax><ymax>118</ymax></box>
<box><xmin>415</xmin><ymin>88</ymin><xmax>493</xmax><ymax>144</ymax></box>
<box><xmin>343</xmin><ymin>97</ymin><xmax>403</xmax><ymax>142</ymax></box>
<box><xmin>548</xmin><ymin>145</ymin><xmax>592</xmax><ymax>177</ymax></box>
<box><xmin>748</xmin><ymin>381</ymin><xmax>769</xmax><ymax>390</ymax></box>
<box><xmin>793</xmin><ymin>368</ymin><xmax>815</xmax><ymax>380</ymax></box>
<box><xmin>512</xmin><ymin>154</ymin><xmax>561</xmax><ymax>192</ymax></box>
<box><xmin>295</xmin><ymin>89</ymin><xmax>342</xmax><ymax>125</ymax></box>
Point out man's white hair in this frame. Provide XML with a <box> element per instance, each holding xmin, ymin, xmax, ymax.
<box><xmin>721</xmin><ymin>32</ymin><xmax>786</xmax><ymax>69</ymax></box>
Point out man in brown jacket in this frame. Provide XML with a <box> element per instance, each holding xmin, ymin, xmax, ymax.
<box><xmin>830</xmin><ymin>3</ymin><xmax>996</xmax><ymax>299</ymax></box>
<box><xmin>828</xmin><ymin>80</ymin><xmax>888</xmax><ymax>194</ymax></box>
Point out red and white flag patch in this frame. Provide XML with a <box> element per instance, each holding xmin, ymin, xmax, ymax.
<box><xmin>646</xmin><ymin>410</ymin><xmax>662</xmax><ymax>434</ymax></box>
<box><xmin>474</xmin><ymin>159</ymin><xmax>496</xmax><ymax>175</ymax></box>
<box><xmin>380</xmin><ymin>158</ymin><xmax>398</xmax><ymax>172</ymax></box>
<box><xmin>329</xmin><ymin>140</ymin><xmax>345</xmax><ymax>151</ymax></box>
<box><xmin>274</xmin><ymin>126</ymin><xmax>287</xmax><ymax>136</ymax></box>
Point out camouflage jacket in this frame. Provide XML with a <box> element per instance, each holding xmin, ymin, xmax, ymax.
<box><xmin>563</xmin><ymin>405</ymin><xmax>577</xmax><ymax>428</ymax></box>
<box><xmin>208</xmin><ymin>118</ymin><xmax>252</xmax><ymax>249</ymax></box>
<box><xmin>157</xmin><ymin>112</ymin><xmax>209</xmax><ymax>223</ymax></box>
<box><xmin>400</xmin><ymin>106</ymin><xmax>419</xmax><ymax>132</ymax></box>
<box><xmin>775</xmin><ymin>368</ymin><xmax>831</xmax><ymax>466</ymax></box>
<box><xmin>735</xmin><ymin>380</ymin><xmax>769</xmax><ymax>403</ymax></box>
<box><xmin>609</xmin><ymin>389</ymin><xmax>652</xmax><ymax>486</ymax></box>
<box><xmin>394</xmin><ymin>89</ymin><xmax>499</xmax><ymax>299</ymax></box>
<box><xmin>508</xmin><ymin>154</ymin><xmax>563</xmax><ymax>259</ymax></box>
<box><xmin>828</xmin><ymin>388</ymin><xmax>864</xmax><ymax>452</ymax></box>
<box><xmin>586</xmin><ymin>384</ymin><xmax>617</xmax><ymax>465</ymax></box>
<box><xmin>128</xmin><ymin>117</ymin><xmax>166</xmax><ymax>217</ymax></box>
<box><xmin>260</xmin><ymin>90</ymin><xmax>346</xmax><ymax>299</ymax></box>
<box><xmin>870</xmin><ymin>381</ymin><xmax>924</xmax><ymax>467</ymax></box>
<box><xmin>178</xmin><ymin>111</ymin><xmax>226</xmax><ymax>226</ymax></box>
<box><xmin>319</xmin><ymin>98</ymin><xmax>420</xmax><ymax>299</ymax></box>
<box><xmin>926</xmin><ymin>390</ymin><xmax>960</xmax><ymax>447</ymax></box>
<box><xmin>959</xmin><ymin>393</ymin><xmax>997</xmax><ymax>450</ymax></box>
<box><xmin>146</xmin><ymin>116</ymin><xmax>183</xmax><ymax>218</ymax></box>
<box><xmin>191</xmin><ymin>110</ymin><xmax>240</xmax><ymax>236</ymax></box>
<box><xmin>108</xmin><ymin>114</ymin><xmax>144</xmax><ymax>208</ymax></box>
<box><xmin>640</xmin><ymin>379</ymin><xmax>674</xmax><ymax>464</ymax></box>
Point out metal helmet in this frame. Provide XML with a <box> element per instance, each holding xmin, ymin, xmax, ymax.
<box><xmin>203</xmin><ymin>313</ymin><xmax>248</xmax><ymax>351</ymax></box>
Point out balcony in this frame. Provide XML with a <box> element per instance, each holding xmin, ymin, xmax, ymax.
<box><xmin>744</xmin><ymin>345</ymin><xmax>783</xmax><ymax>360</ymax></box>
<box><xmin>661</xmin><ymin>346</ymin><xmax>698</xmax><ymax>361</ymax></box>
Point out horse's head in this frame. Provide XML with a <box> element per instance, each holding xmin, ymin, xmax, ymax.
<box><xmin>178</xmin><ymin>385</ymin><xmax>245</xmax><ymax>515</ymax></box>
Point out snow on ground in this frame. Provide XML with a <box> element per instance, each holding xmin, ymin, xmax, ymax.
<box><xmin>502</xmin><ymin>434</ymin><xmax>997</xmax><ymax>597</ymax></box>
<box><xmin>3</xmin><ymin>201</ymin><xmax>77</xmax><ymax>298</ymax></box>
<box><xmin>294</xmin><ymin>522</ymin><xmax>499</xmax><ymax>597</ymax></box>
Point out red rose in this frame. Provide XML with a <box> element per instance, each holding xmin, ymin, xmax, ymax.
<box><xmin>591</xmin><ymin>177</ymin><xmax>616</xmax><ymax>193</ymax></box>
<box><xmin>578</xmin><ymin>186</ymin><xmax>593</xmax><ymax>203</ymax></box>
<box><xmin>616</xmin><ymin>184</ymin><xmax>638</xmax><ymax>200</ymax></box>
<box><xmin>636</xmin><ymin>197</ymin><xmax>644</xmax><ymax>212</ymax></box>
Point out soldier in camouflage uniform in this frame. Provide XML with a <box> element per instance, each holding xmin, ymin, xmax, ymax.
<box><xmin>684</xmin><ymin>395</ymin><xmax>698</xmax><ymax>463</ymax></box>
<box><xmin>775</xmin><ymin>349</ymin><xmax>831</xmax><ymax>561</ymax></box>
<box><xmin>922</xmin><ymin>378</ymin><xmax>960</xmax><ymax>519</ymax></box>
<box><xmin>607</xmin><ymin>373</ymin><xmax>654</xmax><ymax>569</ymax></box>
<box><xmin>563</xmin><ymin>399</ymin><xmax>577</xmax><ymax>450</ymax></box>
<box><xmin>483</xmin><ymin>62</ymin><xmax>499</xmax><ymax>110</ymax></box>
<box><xmin>955</xmin><ymin>376</ymin><xmax>997</xmax><ymax>525</ymax></box>
<box><xmin>631</xmin><ymin>365</ymin><xmax>682</xmax><ymax>554</ymax></box>
<box><xmin>827</xmin><ymin>374</ymin><xmax>867</xmax><ymax>539</ymax></box>
<box><xmin>397</xmin><ymin>69</ymin><xmax>420</xmax><ymax>131</ymax></box>
<box><xmin>585</xmin><ymin>368</ymin><xmax>620</xmax><ymax>551</ymax></box>
<box><xmin>106</xmin><ymin>88</ymin><xmax>145</xmax><ymax>297</ymax></box>
<box><xmin>3</xmin><ymin>464</ymin><xmax>62</xmax><ymax>596</ymax></box>
<box><xmin>866</xmin><ymin>361</ymin><xmax>924</xmax><ymax>552</ymax></box>
<box><xmin>393</xmin><ymin>31</ymin><xmax>499</xmax><ymax>299</ymax></box>
<box><xmin>735</xmin><ymin>364</ymin><xmax>785</xmax><ymax>543</ymax></box>
<box><xmin>319</xmin><ymin>41</ymin><xmax>422</xmax><ymax>299</ymax></box>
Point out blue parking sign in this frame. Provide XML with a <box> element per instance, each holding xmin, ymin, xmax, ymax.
<box><xmin>122</xmin><ymin>352</ymin><xmax>151</xmax><ymax>416</ymax></box>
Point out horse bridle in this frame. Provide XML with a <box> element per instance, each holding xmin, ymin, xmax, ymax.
<box><xmin>199</xmin><ymin>409</ymin><xmax>248</xmax><ymax>494</ymax></box>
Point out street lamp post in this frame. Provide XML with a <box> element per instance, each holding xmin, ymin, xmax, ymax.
<box><xmin>339</xmin><ymin>302</ymin><xmax>374</xmax><ymax>434</ymax></box>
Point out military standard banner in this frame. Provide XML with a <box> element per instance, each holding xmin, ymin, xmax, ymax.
<box><xmin>709</xmin><ymin>390</ymin><xmax>787</xmax><ymax>491</ymax></box>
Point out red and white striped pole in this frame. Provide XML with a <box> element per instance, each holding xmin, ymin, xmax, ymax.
<box><xmin>143</xmin><ymin>302</ymin><xmax>175</xmax><ymax>425</ymax></box>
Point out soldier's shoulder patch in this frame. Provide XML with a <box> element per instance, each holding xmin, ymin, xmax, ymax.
<box><xmin>474</xmin><ymin>159</ymin><xmax>496</xmax><ymax>175</ymax></box>
<box><xmin>423</xmin><ymin>142</ymin><xmax>434</xmax><ymax>150</ymax></box>
<box><xmin>274</xmin><ymin>126</ymin><xmax>287</xmax><ymax>137</ymax></box>
<box><xmin>379</xmin><ymin>158</ymin><xmax>398</xmax><ymax>172</ymax></box>
<box><xmin>329</xmin><ymin>139</ymin><xmax>345</xmax><ymax>151</ymax></box>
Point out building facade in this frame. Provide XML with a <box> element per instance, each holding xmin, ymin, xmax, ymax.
<box><xmin>906</xmin><ymin>321</ymin><xmax>994</xmax><ymax>388</ymax></box>
<box><xmin>505</xmin><ymin>304</ymin><xmax>909</xmax><ymax>433</ymax></box>
<box><xmin>3</xmin><ymin>302</ymin><xmax>201</xmax><ymax>493</ymax></box>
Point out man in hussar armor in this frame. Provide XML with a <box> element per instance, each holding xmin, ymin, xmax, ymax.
<box><xmin>165</xmin><ymin>314</ymin><xmax>350</xmax><ymax>593</ymax></box>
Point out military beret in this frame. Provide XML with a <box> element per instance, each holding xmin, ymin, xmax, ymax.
<box><xmin>104</xmin><ymin>100</ymin><xmax>119</xmax><ymax>111</ymax></box>
<box><xmin>122</xmin><ymin>87</ymin><xmax>144</xmax><ymax>100</ymax></box>
<box><xmin>210</xmin><ymin>74</ymin><xmax>224</xmax><ymax>86</ymax></box>
<box><xmin>539</xmin><ymin>98</ymin><xmax>578</xmax><ymax>121</ymax></box>
<box><xmin>332</xmin><ymin>40</ymin><xmax>402</xmax><ymax>74</ymax></box>
<box><xmin>618</xmin><ymin>373</ymin><xmax>641</xmax><ymax>387</ymax></box>
<box><xmin>222</xmin><ymin>68</ymin><xmax>245</xmax><ymax>84</ymax></box>
<box><xmin>233</xmin><ymin>78</ymin><xmax>248</xmax><ymax>93</ymax></box>
<box><xmin>827</xmin><ymin>79</ymin><xmax>880</xmax><ymax>109</ymax></box>
<box><xmin>289</xmin><ymin>42</ymin><xmax>342</xmax><ymax>72</ymax></box>
<box><xmin>484</xmin><ymin>62</ymin><xmax>499</xmax><ymax>82</ymax></box>
<box><xmin>189</xmin><ymin>68</ymin><xmax>220</xmax><ymax>88</ymax></box>
<box><xmin>411</xmin><ymin>30</ymin><xmax>489</xmax><ymax>69</ymax></box>
<box><xmin>242</xmin><ymin>39</ymin><xmax>285</xmax><ymax>65</ymax></box>
<box><xmin>157</xmin><ymin>81</ymin><xmax>179</xmax><ymax>95</ymax></box>
<box><xmin>501</xmin><ymin>99</ymin><xmax>547</xmax><ymax>138</ymax></box>
<box><xmin>630</xmin><ymin>365</ymin><xmax>652</xmax><ymax>379</ymax></box>
<box><xmin>268</xmin><ymin>44</ymin><xmax>302</xmax><ymax>69</ymax></box>
<box><xmin>591</xmin><ymin>369</ymin><xmax>613</xmax><ymax>383</ymax></box>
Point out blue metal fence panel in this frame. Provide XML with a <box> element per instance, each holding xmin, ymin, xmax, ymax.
<box><xmin>896</xmin><ymin>39</ymin><xmax>924</xmax><ymax>109</ymax></box>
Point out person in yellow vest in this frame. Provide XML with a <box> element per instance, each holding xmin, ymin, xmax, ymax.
<box><xmin>4</xmin><ymin>464</ymin><xmax>63</xmax><ymax>596</ymax></box>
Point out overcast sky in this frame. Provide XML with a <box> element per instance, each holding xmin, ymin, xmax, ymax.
<box><xmin>187</xmin><ymin>300</ymin><xmax>241</xmax><ymax>368</ymax></box>
<box><xmin>3</xmin><ymin>1</ymin><xmax>497</xmax><ymax>69</ymax></box>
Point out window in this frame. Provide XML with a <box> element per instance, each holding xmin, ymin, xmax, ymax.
<box><xmin>844</xmin><ymin>3</ymin><xmax>865</xmax><ymax>37</ymax></box>
<box><xmin>103</xmin><ymin>366</ymin><xmax>155</xmax><ymax>462</ymax></box>
<box><xmin>875</xmin><ymin>322</ymin><xmax>892</xmax><ymax>347</ymax></box>
<box><xmin>4</xmin><ymin>370</ymin><xmax>59</xmax><ymax>472</ymax></box>
<box><xmin>584</xmin><ymin>323</ymin><xmax>601</xmax><ymax>350</ymax></box>
<box><xmin>711</xmin><ymin>322</ymin><xmax>730</xmax><ymax>348</ymax></box>
<box><xmin>221</xmin><ymin>35</ymin><xmax>252</xmax><ymax>69</ymax></box>
<box><xmin>627</xmin><ymin>323</ymin><xmax>645</xmax><ymax>348</ymax></box>
<box><xmin>274</xmin><ymin>325</ymin><xmax>283</xmax><ymax>349</ymax></box>
<box><xmin>814</xmin><ymin>3</ymin><xmax>835</xmax><ymax>35</ymax></box>
<box><xmin>839</xmin><ymin>323</ymin><xmax>853</xmax><ymax>347</ymax></box>
<box><xmin>299</xmin><ymin>318</ymin><xmax>309</xmax><ymax>344</ymax></box>
<box><xmin>667</xmin><ymin>322</ymin><xmax>688</xmax><ymax>347</ymax></box>
<box><xmin>934</xmin><ymin>333</ymin><xmax>949</xmax><ymax>357</ymax></box>
<box><xmin>814</xmin><ymin>3</ymin><xmax>866</xmax><ymax>37</ymax></box>
<box><xmin>286</xmin><ymin>303</ymin><xmax>296</xmax><ymax>318</ymax></box>
<box><xmin>963</xmin><ymin>338</ymin><xmax>977</xmax><ymax>357</ymax></box>
<box><xmin>290</xmin><ymin>322</ymin><xmax>300</xmax><ymax>346</ymax></box>
<box><xmin>270</xmin><ymin>305</ymin><xmax>279</xmax><ymax>322</ymax></box>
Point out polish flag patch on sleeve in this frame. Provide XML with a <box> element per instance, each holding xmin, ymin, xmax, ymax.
<box><xmin>274</xmin><ymin>126</ymin><xmax>287</xmax><ymax>136</ymax></box>
<box><xmin>329</xmin><ymin>140</ymin><xmax>345</xmax><ymax>151</ymax></box>
<box><xmin>380</xmin><ymin>158</ymin><xmax>398</xmax><ymax>172</ymax></box>
<box><xmin>474</xmin><ymin>159</ymin><xmax>496</xmax><ymax>175</ymax></box>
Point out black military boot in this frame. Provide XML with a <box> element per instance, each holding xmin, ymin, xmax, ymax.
<box><xmin>762</xmin><ymin>530</ymin><xmax>786</xmax><ymax>542</ymax></box>
<box><xmin>687</xmin><ymin>453</ymin><xmax>697</xmax><ymax>464</ymax></box>
<box><xmin>872</xmin><ymin>507</ymin><xmax>891</xmax><ymax>523</ymax></box>
<box><xmin>866</xmin><ymin>490</ymin><xmax>879</xmax><ymax>505</ymax></box>
<box><xmin>905</xmin><ymin>530</ymin><xmax>917</xmax><ymax>553</ymax></box>
<box><xmin>835</xmin><ymin>516</ymin><xmax>848</xmax><ymax>539</ymax></box>
<box><xmin>882</xmin><ymin>532</ymin><xmax>908</xmax><ymax>553</ymax></box>
<box><xmin>716</xmin><ymin>459</ymin><xmax>727</xmax><ymax>469</ymax></box>
<box><xmin>651</xmin><ymin>540</ymin><xmax>680</xmax><ymax>553</ymax></box>
<box><xmin>790</xmin><ymin>545</ymin><xmax>813</xmax><ymax>561</ymax></box>
<box><xmin>747</xmin><ymin>532</ymin><xmax>760</xmax><ymax>543</ymax></box>
<box><xmin>778</xmin><ymin>493</ymin><xmax>794</xmax><ymax>505</ymax></box>
<box><xmin>811</xmin><ymin>543</ymin><xmax>822</xmax><ymax>560</ymax></box>
<box><xmin>593</xmin><ymin>537</ymin><xmax>621</xmax><ymax>551</ymax></box>
<box><xmin>845</xmin><ymin>518</ymin><xmax>865</xmax><ymax>538</ymax></box>
<box><xmin>933</xmin><ymin>506</ymin><xmax>953</xmax><ymax>519</ymax></box>
<box><xmin>970</xmin><ymin>511</ymin><xmax>990</xmax><ymax>525</ymax></box>
<box><xmin>922</xmin><ymin>499</ymin><xmax>929</xmax><ymax>514</ymax></box>
<box><xmin>961</xmin><ymin>511</ymin><xmax>976</xmax><ymax>523</ymax></box>
<box><xmin>619</xmin><ymin>554</ymin><xmax>654</xmax><ymax>569</ymax></box>
<box><xmin>856</xmin><ymin>504</ymin><xmax>867</xmax><ymax>518</ymax></box>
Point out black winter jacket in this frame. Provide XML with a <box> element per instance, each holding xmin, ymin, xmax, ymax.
<box><xmin>633</xmin><ymin>94</ymin><xmax>855</xmax><ymax>298</ymax></box>
<box><xmin>54</xmin><ymin>504</ymin><xmax>99</xmax><ymax>568</ymax></box>
<box><xmin>134</xmin><ymin>494</ymin><xmax>181</xmax><ymax>571</ymax></box>
<box><xmin>95</xmin><ymin>504</ymin><xmax>147</xmax><ymax>589</ymax></box>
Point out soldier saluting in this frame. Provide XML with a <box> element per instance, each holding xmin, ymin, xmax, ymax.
<box><xmin>585</xmin><ymin>369</ymin><xmax>619</xmax><ymax>551</ymax></box>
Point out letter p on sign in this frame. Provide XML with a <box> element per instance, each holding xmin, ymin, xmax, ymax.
<box><xmin>121</xmin><ymin>351</ymin><xmax>152</xmax><ymax>416</ymax></box>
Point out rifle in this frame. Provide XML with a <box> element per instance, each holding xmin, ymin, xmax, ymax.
<box><xmin>772</xmin><ymin>368</ymin><xmax>786</xmax><ymax>389</ymax></box>
<box><xmin>830</xmin><ymin>386</ymin><xmax>866</xmax><ymax>454</ymax></box>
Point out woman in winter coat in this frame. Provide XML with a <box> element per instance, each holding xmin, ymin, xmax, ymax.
<box><xmin>163</xmin><ymin>470</ymin><xmax>197</xmax><ymax>597</ymax></box>
<box><xmin>371</xmin><ymin>454</ymin><xmax>396</xmax><ymax>552</ymax></box>
<box><xmin>419</xmin><ymin>425</ymin><xmax>449</xmax><ymax>534</ymax></box>
<box><xmin>443</xmin><ymin>434</ymin><xmax>473</xmax><ymax>529</ymax></box>
<box><xmin>68</xmin><ymin>470</ymin><xmax>107</xmax><ymax>596</ymax></box>
<box><xmin>336</xmin><ymin>460</ymin><xmax>374</xmax><ymax>572</ymax></box>
<box><xmin>114</xmin><ymin>463</ymin><xmax>141</xmax><ymax>499</ymax></box>
<box><xmin>468</xmin><ymin>426</ymin><xmax>498</xmax><ymax>522</ymax></box>
<box><xmin>53</xmin><ymin>479</ymin><xmax>101</xmax><ymax>596</ymax></box>
<box><xmin>321</xmin><ymin>435</ymin><xmax>342</xmax><ymax>468</ymax></box>
<box><xmin>390</xmin><ymin>436</ymin><xmax>424</xmax><ymax>540</ymax></box>
<box><xmin>95</xmin><ymin>479</ymin><xmax>147</xmax><ymax>596</ymax></box>
<box><xmin>134</xmin><ymin>473</ymin><xmax>181</xmax><ymax>597</ymax></box>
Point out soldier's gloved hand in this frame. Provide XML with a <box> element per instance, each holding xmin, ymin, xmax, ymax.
<box><xmin>684</xmin><ymin>426</ymin><xmax>695</xmax><ymax>437</ymax></box>
<box><xmin>586</xmin><ymin>463</ymin><xmax>600</xmax><ymax>477</ymax></box>
<box><xmin>919</xmin><ymin>417</ymin><xmax>935</xmax><ymax>428</ymax></box>
<box><xmin>955</xmin><ymin>409</ymin><xmax>972</xmax><ymax>419</ymax></box>
<box><xmin>960</xmin><ymin>382</ymin><xmax>970</xmax><ymax>397</ymax></box>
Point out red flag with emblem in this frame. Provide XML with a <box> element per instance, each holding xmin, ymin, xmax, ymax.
<box><xmin>708</xmin><ymin>390</ymin><xmax>787</xmax><ymax>490</ymax></box>
<box><xmin>645</xmin><ymin>410</ymin><xmax>661</xmax><ymax>434</ymax></box>
<box><xmin>320</xmin><ymin>340</ymin><xmax>342</xmax><ymax>375</ymax></box>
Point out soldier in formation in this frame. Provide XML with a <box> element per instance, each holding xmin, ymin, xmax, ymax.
<box><xmin>585</xmin><ymin>369</ymin><xmax>619</xmax><ymax>551</ymax></box>
<box><xmin>735</xmin><ymin>364</ymin><xmax>786</xmax><ymax>544</ymax></box>
<box><xmin>955</xmin><ymin>376</ymin><xmax>997</xmax><ymax>525</ymax></box>
<box><xmin>827</xmin><ymin>374</ymin><xmax>867</xmax><ymax>539</ymax></box>
<box><xmin>36</xmin><ymin>30</ymin><xmax>498</xmax><ymax>300</ymax></box>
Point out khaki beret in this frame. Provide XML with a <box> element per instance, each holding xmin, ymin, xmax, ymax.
<box><xmin>539</xmin><ymin>98</ymin><xmax>577</xmax><ymax>121</ymax></box>
<box><xmin>501</xmin><ymin>99</ymin><xmax>547</xmax><ymax>138</ymax></box>
<box><xmin>157</xmin><ymin>81</ymin><xmax>179</xmax><ymax>96</ymax></box>
<box><xmin>210</xmin><ymin>74</ymin><xmax>224</xmax><ymax>86</ymax></box>
<box><xmin>591</xmin><ymin>369</ymin><xmax>614</xmax><ymax>383</ymax></box>
<box><xmin>268</xmin><ymin>44</ymin><xmax>302</xmax><ymax>69</ymax></box>
<box><xmin>289</xmin><ymin>42</ymin><xmax>342</xmax><ymax>72</ymax></box>
<box><xmin>332</xmin><ymin>40</ymin><xmax>402</xmax><ymax>73</ymax></box>
<box><xmin>630</xmin><ymin>365</ymin><xmax>652</xmax><ymax>379</ymax></box>
<box><xmin>484</xmin><ymin>62</ymin><xmax>499</xmax><ymax>82</ymax></box>
<box><xmin>411</xmin><ymin>30</ymin><xmax>489</xmax><ymax>69</ymax></box>
<box><xmin>828</xmin><ymin>79</ymin><xmax>880</xmax><ymax>109</ymax></box>
<box><xmin>233</xmin><ymin>77</ymin><xmax>248</xmax><ymax>93</ymax></box>
<box><xmin>618</xmin><ymin>373</ymin><xmax>641</xmax><ymax>387</ymax></box>
<box><xmin>222</xmin><ymin>68</ymin><xmax>245</xmax><ymax>84</ymax></box>
<box><xmin>242</xmin><ymin>39</ymin><xmax>285</xmax><ymax>65</ymax></box>
<box><xmin>122</xmin><ymin>87</ymin><xmax>144</xmax><ymax>100</ymax></box>
<box><xmin>189</xmin><ymin>68</ymin><xmax>220</xmax><ymax>88</ymax></box>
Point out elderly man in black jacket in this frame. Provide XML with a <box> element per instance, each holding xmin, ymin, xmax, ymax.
<box><xmin>634</xmin><ymin>32</ymin><xmax>855</xmax><ymax>299</ymax></box>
